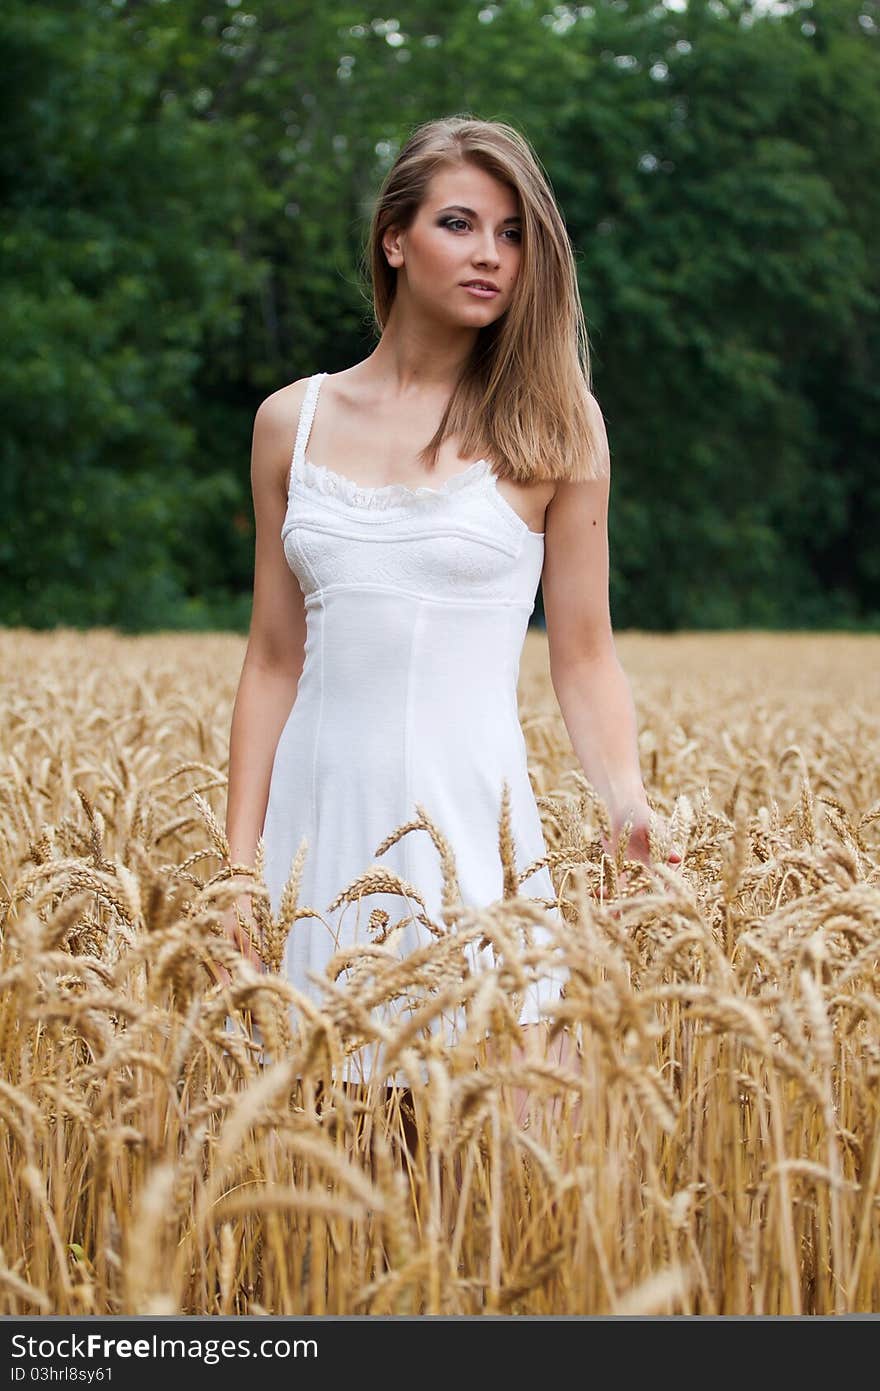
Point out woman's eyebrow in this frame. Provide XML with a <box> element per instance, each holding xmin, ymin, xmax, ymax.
<box><xmin>436</xmin><ymin>204</ymin><xmax>522</xmax><ymax>224</ymax></box>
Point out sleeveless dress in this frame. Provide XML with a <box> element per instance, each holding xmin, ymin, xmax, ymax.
<box><xmin>260</xmin><ymin>372</ymin><xmax>567</xmax><ymax>1085</ymax></box>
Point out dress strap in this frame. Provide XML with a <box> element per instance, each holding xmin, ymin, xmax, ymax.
<box><xmin>289</xmin><ymin>372</ymin><xmax>328</xmax><ymax>485</ymax></box>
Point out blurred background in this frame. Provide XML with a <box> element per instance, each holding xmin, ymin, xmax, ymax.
<box><xmin>1</xmin><ymin>0</ymin><xmax>877</xmax><ymax>633</ymax></box>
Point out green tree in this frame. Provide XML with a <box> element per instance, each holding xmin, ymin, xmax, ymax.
<box><xmin>1</xmin><ymin>0</ymin><xmax>877</xmax><ymax>630</ymax></box>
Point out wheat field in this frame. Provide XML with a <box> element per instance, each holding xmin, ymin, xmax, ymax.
<box><xmin>1</xmin><ymin>627</ymin><xmax>879</xmax><ymax>1316</ymax></box>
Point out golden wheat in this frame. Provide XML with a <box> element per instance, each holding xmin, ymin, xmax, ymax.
<box><xmin>0</xmin><ymin>627</ymin><xmax>879</xmax><ymax>1315</ymax></box>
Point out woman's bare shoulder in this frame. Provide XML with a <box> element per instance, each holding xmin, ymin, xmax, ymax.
<box><xmin>252</xmin><ymin>376</ymin><xmax>313</xmax><ymax>491</ymax></box>
<box><xmin>256</xmin><ymin>375</ymin><xmax>312</xmax><ymax>429</ymax></box>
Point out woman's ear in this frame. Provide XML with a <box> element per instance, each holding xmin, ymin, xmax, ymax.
<box><xmin>383</xmin><ymin>225</ymin><xmax>404</xmax><ymax>269</ymax></box>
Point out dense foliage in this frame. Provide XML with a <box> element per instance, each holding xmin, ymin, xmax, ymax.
<box><xmin>2</xmin><ymin>0</ymin><xmax>877</xmax><ymax>630</ymax></box>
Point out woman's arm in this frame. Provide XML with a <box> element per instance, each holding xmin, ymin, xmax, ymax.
<box><xmin>225</xmin><ymin>380</ymin><xmax>311</xmax><ymax>874</ymax></box>
<box><xmin>548</xmin><ymin>650</ymin><xmax>648</xmax><ymax>828</ymax></box>
<box><xmin>541</xmin><ymin>397</ymin><xmax>676</xmax><ymax>867</ymax></box>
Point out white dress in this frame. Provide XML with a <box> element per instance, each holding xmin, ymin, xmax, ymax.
<box><xmin>260</xmin><ymin>372</ymin><xmax>566</xmax><ymax>1084</ymax></box>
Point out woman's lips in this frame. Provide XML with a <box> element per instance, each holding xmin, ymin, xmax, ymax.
<box><xmin>462</xmin><ymin>284</ymin><xmax>500</xmax><ymax>298</ymax></box>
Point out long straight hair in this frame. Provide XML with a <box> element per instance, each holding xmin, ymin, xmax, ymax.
<box><xmin>362</xmin><ymin>115</ymin><xmax>608</xmax><ymax>483</ymax></box>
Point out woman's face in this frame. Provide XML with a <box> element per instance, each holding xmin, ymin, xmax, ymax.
<box><xmin>385</xmin><ymin>162</ymin><xmax>522</xmax><ymax>326</ymax></box>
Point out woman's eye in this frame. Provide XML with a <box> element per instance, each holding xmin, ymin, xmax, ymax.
<box><xmin>440</xmin><ymin>217</ymin><xmax>521</xmax><ymax>242</ymax></box>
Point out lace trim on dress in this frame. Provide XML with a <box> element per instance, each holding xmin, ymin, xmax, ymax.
<box><xmin>292</xmin><ymin>454</ymin><xmax>492</xmax><ymax>510</ymax></box>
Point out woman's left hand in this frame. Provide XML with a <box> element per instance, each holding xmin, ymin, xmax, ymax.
<box><xmin>601</xmin><ymin>801</ymin><xmax>682</xmax><ymax>872</ymax></box>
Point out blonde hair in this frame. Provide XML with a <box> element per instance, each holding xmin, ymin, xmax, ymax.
<box><xmin>362</xmin><ymin>114</ymin><xmax>608</xmax><ymax>483</ymax></box>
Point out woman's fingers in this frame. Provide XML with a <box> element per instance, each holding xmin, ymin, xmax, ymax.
<box><xmin>601</xmin><ymin>820</ymin><xmax>683</xmax><ymax>874</ymax></box>
<box><xmin>212</xmin><ymin>900</ymin><xmax>266</xmax><ymax>984</ymax></box>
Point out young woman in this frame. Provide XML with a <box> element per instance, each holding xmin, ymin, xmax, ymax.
<box><xmin>222</xmin><ymin>115</ymin><xmax>680</xmax><ymax>1087</ymax></box>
